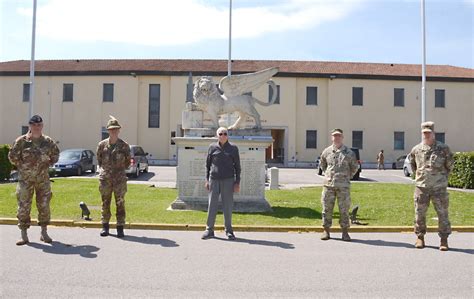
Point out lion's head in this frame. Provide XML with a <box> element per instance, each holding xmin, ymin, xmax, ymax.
<box><xmin>193</xmin><ymin>76</ymin><xmax>222</xmax><ymax>106</ymax></box>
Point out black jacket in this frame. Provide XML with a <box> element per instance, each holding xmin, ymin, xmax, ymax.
<box><xmin>206</xmin><ymin>141</ymin><xmax>241</xmax><ymax>184</ymax></box>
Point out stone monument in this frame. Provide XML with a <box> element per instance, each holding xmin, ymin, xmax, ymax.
<box><xmin>170</xmin><ymin>67</ymin><xmax>279</xmax><ymax>212</ymax></box>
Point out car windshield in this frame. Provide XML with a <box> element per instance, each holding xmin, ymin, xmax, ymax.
<box><xmin>132</xmin><ymin>147</ymin><xmax>145</xmax><ymax>156</ymax></box>
<box><xmin>60</xmin><ymin>151</ymin><xmax>81</xmax><ymax>160</ymax></box>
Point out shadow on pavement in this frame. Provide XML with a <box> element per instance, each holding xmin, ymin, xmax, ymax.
<box><xmin>350</xmin><ymin>239</ymin><xmax>413</xmax><ymax>248</ymax></box>
<box><xmin>424</xmin><ymin>245</ymin><xmax>474</xmax><ymax>255</ymax></box>
<box><xmin>213</xmin><ymin>236</ymin><xmax>295</xmax><ymax>249</ymax></box>
<box><xmin>355</xmin><ymin>176</ymin><xmax>377</xmax><ymax>182</ymax></box>
<box><xmin>350</xmin><ymin>239</ymin><xmax>473</xmax><ymax>254</ymax></box>
<box><xmin>128</xmin><ymin>172</ymin><xmax>156</xmax><ymax>182</ymax></box>
<box><xmin>246</xmin><ymin>206</ymin><xmax>321</xmax><ymax>219</ymax></box>
<box><xmin>119</xmin><ymin>234</ymin><xmax>179</xmax><ymax>247</ymax></box>
<box><xmin>27</xmin><ymin>241</ymin><xmax>99</xmax><ymax>258</ymax></box>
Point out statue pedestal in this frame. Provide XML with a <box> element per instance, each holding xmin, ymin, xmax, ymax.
<box><xmin>171</xmin><ymin>131</ymin><xmax>272</xmax><ymax>212</ymax></box>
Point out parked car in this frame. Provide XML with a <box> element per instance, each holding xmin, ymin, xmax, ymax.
<box><xmin>52</xmin><ymin>149</ymin><xmax>96</xmax><ymax>176</ymax></box>
<box><xmin>126</xmin><ymin>145</ymin><xmax>149</xmax><ymax>178</ymax></box>
<box><xmin>403</xmin><ymin>155</ymin><xmax>413</xmax><ymax>177</ymax></box>
<box><xmin>392</xmin><ymin>155</ymin><xmax>407</xmax><ymax>169</ymax></box>
<box><xmin>315</xmin><ymin>148</ymin><xmax>362</xmax><ymax>180</ymax></box>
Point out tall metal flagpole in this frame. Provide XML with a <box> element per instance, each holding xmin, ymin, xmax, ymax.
<box><xmin>228</xmin><ymin>0</ymin><xmax>232</xmax><ymax>76</ymax></box>
<box><xmin>226</xmin><ymin>0</ymin><xmax>232</xmax><ymax>127</ymax></box>
<box><xmin>421</xmin><ymin>0</ymin><xmax>426</xmax><ymax>124</ymax></box>
<box><xmin>28</xmin><ymin>0</ymin><xmax>37</xmax><ymax>120</ymax></box>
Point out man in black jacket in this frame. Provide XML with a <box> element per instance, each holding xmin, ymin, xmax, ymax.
<box><xmin>202</xmin><ymin>127</ymin><xmax>241</xmax><ymax>240</ymax></box>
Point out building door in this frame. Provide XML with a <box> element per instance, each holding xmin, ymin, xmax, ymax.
<box><xmin>266</xmin><ymin>129</ymin><xmax>285</xmax><ymax>164</ymax></box>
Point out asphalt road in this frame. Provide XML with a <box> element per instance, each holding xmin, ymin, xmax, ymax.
<box><xmin>1</xmin><ymin>225</ymin><xmax>473</xmax><ymax>298</ymax></box>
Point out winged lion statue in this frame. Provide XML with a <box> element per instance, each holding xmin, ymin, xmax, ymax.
<box><xmin>191</xmin><ymin>67</ymin><xmax>279</xmax><ymax>130</ymax></box>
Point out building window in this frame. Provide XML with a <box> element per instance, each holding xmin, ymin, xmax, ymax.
<box><xmin>101</xmin><ymin>127</ymin><xmax>108</xmax><ymax>140</ymax></box>
<box><xmin>435</xmin><ymin>89</ymin><xmax>445</xmax><ymax>108</ymax></box>
<box><xmin>435</xmin><ymin>132</ymin><xmax>445</xmax><ymax>143</ymax></box>
<box><xmin>23</xmin><ymin>83</ymin><xmax>30</xmax><ymax>102</ymax></box>
<box><xmin>63</xmin><ymin>83</ymin><xmax>74</xmax><ymax>102</ymax></box>
<box><xmin>352</xmin><ymin>87</ymin><xmax>363</xmax><ymax>106</ymax></box>
<box><xmin>103</xmin><ymin>83</ymin><xmax>114</xmax><ymax>102</ymax></box>
<box><xmin>394</xmin><ymin>131</ymin><xmax>405</xmax><ymax>150</ymax></box>
<box><xmin>21</xmin><ymin>126</ymin><xmax>29</xmax><ymax>135</ymax></box>
<box><xmin>268</xmin><ymin>85</ymin><xmax>280</xmax><ymax>104</ymax></box>
<box><xmin>149</xmin><ymin>84</ymin><xmax>160</xmax><ymax>128</ymax></box>
<box><xmin>306</xmin><ymin>86</ymin><xmax>318</xmax><ymax>105</ymax></box>
<box><xmin>186</xmin><ymin>83</ymin><xmax>194</xmax><ymax>102</ymax></box>
<box><xmin>394</xmin><ymin>88</ymin><xmax>404</xmax><ymax>107</ymax></box>
<box><xmin>306</xmin><ymin>130</ymin><xmax>317</xmax><ymax>149</ymax></box>
<box><xmin>352</xmin><ymin>131</ymin><xmax>363</xmax><ymax>149</ymax></box>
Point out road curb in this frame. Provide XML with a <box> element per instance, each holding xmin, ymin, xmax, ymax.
<box><xmin>0</xmin><ymin>218</ymin><xmax>473</xmax><ymax>232</ymax></box>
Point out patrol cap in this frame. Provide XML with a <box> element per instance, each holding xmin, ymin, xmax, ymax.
<box><xmin>106</xmin><ymin>115</ymin><xmax>122</xmax><ymax>129</ymax></box>
<box><xmin>29</xmin><ymin>115</ymin><xmax>43</xmax><ymax>124</ymax></box>
<box><xmin>421</xmin><ymin>121</ymin><xmax>434</xmax><ymax>133</ymax></box>
<box><xmin>331</xmin><ymin>128</ymin><xmax>343</xmax><ymax>136</ymax></box>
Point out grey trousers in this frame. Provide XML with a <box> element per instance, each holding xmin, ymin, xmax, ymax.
<box><xmin>206</xmin><ymin>177</ymin><xmax>234</xmax><ymax>233</ymax></box>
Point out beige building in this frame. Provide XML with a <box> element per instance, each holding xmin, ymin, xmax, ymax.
<box><xmin>0</xmin><ymin>59</ymin><xmax>473</xmax><ymax>167</ymax></box>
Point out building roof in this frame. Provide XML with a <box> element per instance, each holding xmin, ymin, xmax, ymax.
<box><xmin>0</xmin><ymin>59</ymin><xmax>473</xmax><ymax>81</ymax></box>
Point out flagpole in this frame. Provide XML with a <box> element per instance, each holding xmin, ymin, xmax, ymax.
<box><xmin>226</xmin><ymin>0</ymin><xmax>232</xmax><ymax>127</ymax></box>
<box><xmin>228</xmin><ymin>0</ymin><xmax>232</xmax><ymax>77</ymax></box>
<box><xmin>28</xmin><ymin>0</ymin><xmax>37</xmax><ymax>120</ymax></box>
<box><xmin>421</xmin><ymin>0</ymin><xmax>426</xmax><ymax>124</ymax></box>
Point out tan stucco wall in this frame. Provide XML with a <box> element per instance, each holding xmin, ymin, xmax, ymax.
<box><xmin>1</xmin><ymin>74</ymin><xmax>472</xmax><ymax>165</ymax></box>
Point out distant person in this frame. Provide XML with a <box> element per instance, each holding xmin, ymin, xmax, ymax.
<box><xmin>8</xmin><ymin>115</ymin><xmax>60</xmax><ymax>245</ymax></box>
<box><xmin>409</xmin><ymin>121</ymin><xmax>453</xmax><ymax>251</ymax></box>
<box><xmin>377</xmin><ymin>150</ymin><xmax>385</xmax><ymax>170</ymax></box>
<box><xmin>202</xmin><ymin>127</ymin><xmax>241</xmax><ymax>240</ymax></box>
<box><xmin>319</xmin><ymin>128</ymin><xmax>359</xmax><ymax>241</ymax></box>
<box><xmin>96</xmin><ymin>116</ymin><xmax>131</xmax><ymax>238</ymax></box>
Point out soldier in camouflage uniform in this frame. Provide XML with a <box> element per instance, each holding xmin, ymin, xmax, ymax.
<box><xmin>409</xmin><ymin>121</ymin><xmax>454</xmax><ymax>251</ymax></box>
<box><xmin>96</xmin><ymin>116</ymin><xmax>131</xmax><ymax>238</ymax></box>
<box><xmin>8</xmin><ymin>115</ymin><xmax>60</xmax><ymax>245</ymax></box>
<box><xmin>319</xmin><ymin>128</ymin><xmax>359</xmax><ymax>241</ymax></box>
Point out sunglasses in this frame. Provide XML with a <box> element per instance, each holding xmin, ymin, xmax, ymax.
<box><xmin>218</xmin><ymin>132</ymin><xmax>228</xmax><ymax>136</ymax></box>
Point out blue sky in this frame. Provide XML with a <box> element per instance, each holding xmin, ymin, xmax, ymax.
<box><xmin>1</xmin><ymin>0</ymin><xmax>473</xmax><ymax>68</ymax></box>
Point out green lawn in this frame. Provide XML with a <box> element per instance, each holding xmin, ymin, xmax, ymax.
<box><xmin>0</xmin><ymin>179</ymin><xmax>473</xmax><ymax>226</ymax></box>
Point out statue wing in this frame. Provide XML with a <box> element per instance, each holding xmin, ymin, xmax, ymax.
<box><xmin>219</xmin><ymin>67</ymin><xmax>279</xmax><ymax>98</ymax></box>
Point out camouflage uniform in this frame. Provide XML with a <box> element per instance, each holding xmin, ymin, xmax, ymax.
<box><xmin>96</xmin><ymin>138</ymin><xmax>131</xmax><ymax>226</ymax></box>
<box><xmin>8</xmin><ymin>134</ymin><xmax>59</xmax><ymax>229</ymax></box>
<box><xmin>320</xmin><ymin>144</ymin><xmax>359</xmax><ymax>229</ymax></box>
<box><xmin>409</xmin><ymin>140</ymin><xmax>454</xmax><ymax>237</ymax></box>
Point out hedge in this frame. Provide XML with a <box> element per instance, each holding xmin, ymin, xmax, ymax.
<box><xmin>448</xmin><ymin>151</ymin><xmax>474</xmax><ymax>189</ymax></box>
<box><xmin>0</xmin><ymin>144</ymin><xmax>13</xmax><ymax>181</ymax></box>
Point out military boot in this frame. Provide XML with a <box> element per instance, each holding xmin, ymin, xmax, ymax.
<box><xmin>439</xmin><ymin>236</ymin><xmax>449</xmax><ymax>251</ymax></box>
<box><xmin>16</xmin><ymin>228</ymin><xmax>29</xmax><ymax>246</ymax></box>
<box><xmin>116</xmin><ymin>226</ymin><xmax>125</xmax><ymax>238</ymax></box>
<box><xmin>415</xmin><ymin>236</ymin><xmax>425</xmax><ymax>249</ymax></box>
<box><xmin>320</xmin><ymin>228</ymin><xmax>330</xmax><ymax>240</ymax></box>
<box><xmin>342</xmin><ymin>228</ymin><xmax>351</xmax><ymax>242</ymax></box>
<box><xmin>100</xmin><ymin>223</ymin><xmax>109</xmax><ymax>237</ymax></box>
<box><xmin>40</xmin><ymin>226</ymin><xmax>53</xmax><ymax>243</ymax></box>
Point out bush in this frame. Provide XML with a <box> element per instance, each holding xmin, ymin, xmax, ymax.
<box><xmin>0</xmin><ymin>144</ymin><xmax>13</xmax><ymax>181</ymax></box>
<box><xmin>448</xmin><ymin>152</ymin><xmax>474</xmax><ymax>189</ymax></box>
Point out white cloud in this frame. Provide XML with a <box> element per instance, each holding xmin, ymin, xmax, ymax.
<box><xmin>17</xmin><ymin>0</ymin><xmax>363</xmax><ymax>47</ymax></box>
